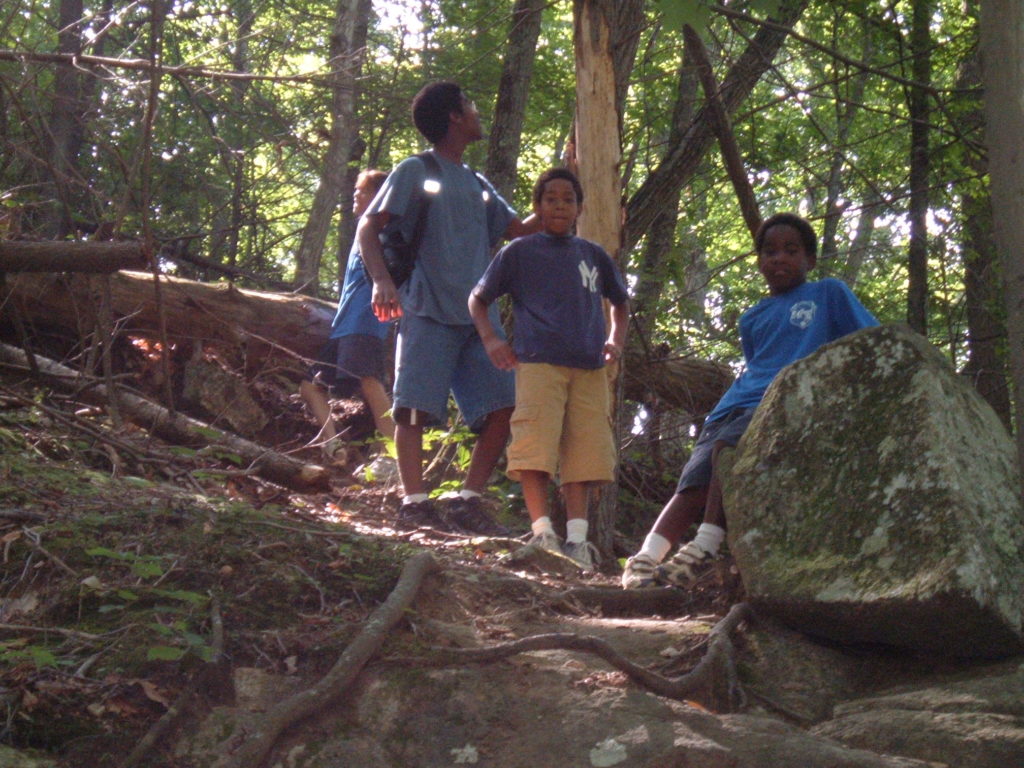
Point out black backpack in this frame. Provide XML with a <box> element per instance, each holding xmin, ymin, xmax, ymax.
<box><xmin>380</xmin><ymin>152</ymin><xmax>442</xmax><ymax>288</ymax></box>
<box><xmin>378</xmin><ymin>152</ymin><xmax>489</xmax><ymax>287</ymax></box>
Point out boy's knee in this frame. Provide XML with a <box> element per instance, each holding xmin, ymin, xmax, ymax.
<box><xmin>393</xmin><ymin>407</ymin><xmax>439</xmax><ymax>428</ymax></box>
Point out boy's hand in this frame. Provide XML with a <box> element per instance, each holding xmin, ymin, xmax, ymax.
<box><xmin>371</xmin><ymin>279</ymin><xmax>402</xmax><ymax>322</ymax></box>
<box><xmin>483</xmin><ymin>337</ymin><xmax>517</xmax><ymax>370</ymax></box>
<box><xmin>603</xmin><ymin>340</ymin><xmax>623</xmax><ymax>364</ymax></box>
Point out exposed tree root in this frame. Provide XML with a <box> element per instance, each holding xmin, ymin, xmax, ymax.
<box><xmin>409</xmin><ymin>601</ymin><xmax>753</xmax><ymax>713</ymax></box>
<box><xmin>213</xmin><ymin>551</ymin><xmax>439</xmax><ymax>768</ymax></box>
<box><xmin>550</xmin><ymin>584</ymin><xmax>704</xmax><ymax>616</ymax></box>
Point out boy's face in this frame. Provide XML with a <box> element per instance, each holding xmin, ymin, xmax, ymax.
<box><xmin>353</xmin><ymin>178</ymin><xmax>378</xmax><ymax>218</ymax></box>
<box><xmin>535</xmin><ymin>178</ymin><xmax>579</xmax><ymax>237</ymax></box>
<box><xmin>758</xmin><ymin>223</ymin><xmax>815</xmax><ymax>295</ymax></box>
<box><xmin>449</xmin><ymin>95</ymin><xmax>483</xmax><ymax>143</ymax></box>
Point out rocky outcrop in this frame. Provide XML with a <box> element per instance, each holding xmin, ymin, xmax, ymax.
<box><xmin>722</xmin><ymin>324</ymin><xmax>1024</xmax><ymax>658</ymax></box>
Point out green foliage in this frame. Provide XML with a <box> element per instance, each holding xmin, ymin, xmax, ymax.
<box><xmin>0</xmin><ymin>0</ymin><xmax>1002</xmax><ymax>390</ymax></box>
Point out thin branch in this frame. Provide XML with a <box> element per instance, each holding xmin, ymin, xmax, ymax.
<box><xmin>0</xmin><ymin>49</ymin><xmax>335</xmax><ymax>86</ymax></box>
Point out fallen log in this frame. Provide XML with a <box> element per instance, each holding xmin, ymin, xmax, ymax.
<box><xmin>0</xmin><ymin>241</ymin><xmax>147</xmax><ymax>273</ymax></box>
<box><xmin>5</xmin><ymin>270</ymin><xmax>335</xmax><ymax>364</ymax></box>
<box><xmin>0</xmin><ymin>341</ymin><xmax>330</xmax><ymax>492</ymax></box>
<box><xmin>623</xmin><ymin>349</ymin><xmax>732</xmax><ymax>418</ymax></box>
<box><xmin>4</xmin><ymin>269</ymin><xmax>731</xmax><ymax>414</ymax></box>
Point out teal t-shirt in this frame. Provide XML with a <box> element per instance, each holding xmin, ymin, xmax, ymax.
<box><xmin>366</xmin><ymin>151</ymin><xmax>516</xmax><ymax>325</ymax></box>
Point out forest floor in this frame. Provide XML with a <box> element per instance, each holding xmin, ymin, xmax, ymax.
<box><xmin>0</xmin><ymin>369</ymin><xmax>740</xmax><ymax>767</ymax></box>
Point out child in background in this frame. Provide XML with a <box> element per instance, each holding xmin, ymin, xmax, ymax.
<box><xmin>621</xmin><ymin>212</ymin><xmax>878</xmax><ymax>589</ymax></box>
<box><xmin>468</xmin><ymin>168</ymin><xmax>629</xmax><ymax>569</ymax></box>
<box><xmin>300</xmin><ymin>170</ymin><xmax>395</xmax><ymax>461</ymax></box>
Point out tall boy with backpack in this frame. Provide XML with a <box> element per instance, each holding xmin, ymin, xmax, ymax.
<box><xmin>357</xmin><ymin>80</ymin><xmax>538</xmax><ymax>533</ymax></box>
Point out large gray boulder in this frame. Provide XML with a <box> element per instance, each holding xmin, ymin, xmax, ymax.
<box><xmin>722</xmin><ymin>324</ymin><xmax>1024</xmax><ymax>658</ymax></box>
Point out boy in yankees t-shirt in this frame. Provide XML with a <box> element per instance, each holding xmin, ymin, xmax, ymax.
<box><xmin>621</xmin><ymin>212</ymin><xmax>878</xmax><ymax>589</ymax></box>
<box><xmin>468</xmin><ymin>168</ymin><xmax>629</xmax><ymax>570</ymax></box>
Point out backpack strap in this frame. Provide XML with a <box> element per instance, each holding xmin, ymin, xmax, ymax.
<box><xmin>408</xmin><ymin>151</ymin><xmax>443</xmax><ymax>257</ymax></box>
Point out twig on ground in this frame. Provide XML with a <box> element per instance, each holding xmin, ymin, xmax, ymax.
<box><xmin>21</xmin><ymin>527</ymin><xmax>77</xmax><ymax>577</ymax></box>
<box><xmin>121</xmin><ymin>596</ymin><xmax>226</xmax><ymax>768</ymax></box>
<box><xmin>213</xmin><ymin>551</ymin><xmax>439</xmax><ymax>768</ymax></box>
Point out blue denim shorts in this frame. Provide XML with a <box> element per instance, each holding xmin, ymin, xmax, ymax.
<box><xmin>393</xmin><ymin>313</ymin><xmax>514</xmax><ymax>431</ymax></box>
<box><xmin>675</xmin><ymin>407</ymin><xmax>755</xmax><ymax>493</ymax></box>
<box><xmin>306</xmin><ymin>334</ymin><xmax>388</xmax><ymax>398</ymax></box>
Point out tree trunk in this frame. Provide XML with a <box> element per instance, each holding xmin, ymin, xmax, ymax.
<box><xmin>485</xmin><ymin>0</ymin><xmax>545</xmax><ymax>203</ymax></box>
<box><xmin>906</xmin><ymin>0</ymin><xmax>931</xmax><ymax>335</ymax></box>
<box><xmin>0</xmin><ymin>241</ymin><xmax>146</xmax><ymax>272</ymax></box>
<box><xmin>624</xmin><ymin>0</ymin><xmax>811</xmax><ymax>253</ymax></box>
<box><xmin>820</xmin><ymin>14</ymin><xmax>873</xmax><ymax>267</ymax></box>
<box><xmin>573</xmin><ymin>0</ymin><xmax>644</xmax><ymax>558</ymax></box>
<box><xmin>682</xmin><ymin>25</ymin><xmax>760</xmax><ymax>240</ymax></box>
<box><xmin>292</xmin><ymin>0</ymin><xmax>364</xmax><ymax>296</ymax></box>
<box><xmin>633</xmin><ymin>40</ymin><xmax>701</xmax><ymax>340</ymax></box>
<box><xmin>43</xmin><ymin>0</ymin><xmax>88</xmax><ymax>238</ymax></box>
<box><xmin>335</xmin><ymin>0</ymin><xmax>372</xmax><ymax>287</ymax></box>
<box><xmin>954</xmin><ymin>10</ymin><xmax>1011</xmax><ymax>428</ymax></box>
<box><xmin>980</xmin><ymin>0</ymin><xmax>1024</xmax><ymax>472</ymax></box>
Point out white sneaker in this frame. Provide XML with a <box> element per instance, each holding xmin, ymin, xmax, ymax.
<box><xmin>526</xmin><ymin>530</ymin><xmax>563</xmax><ymax>554</ymax></box>
<box><xmin>563</xmin><ymin>540</ymin><xmax>600</xmax><ymax>571</ymax></box>
<box><xmin>621</xmin><ymin>553</ymin><xmax>658</xmax><ymax>589</ymax></box>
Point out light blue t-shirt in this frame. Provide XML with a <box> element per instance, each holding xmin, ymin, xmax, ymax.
<box><xmin>474</xmin><ymin>232</ymin><xmax>629</xmax><ymax>369</ymax></box>
<box><xmin>707</xmin><ymin>277</ymin><xmax>878</xmax><ymax>422</ymax></box>
<box><xmin>365</xmin><ymin>151</ymin><xmax>516</xmax><ymax>326</ymax></box>
<box><xmin>330</xmin><ymin>238</ymin><xmax>390</xmax><ymax>340</ymax></box>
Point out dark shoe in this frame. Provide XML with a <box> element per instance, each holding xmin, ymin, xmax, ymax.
<box><xmin>441</xmin><ymin>496</ymin><xmax>510</xmax><ymax>536</ymax></box>
<box><xmin>396</xmin><ymin>500</ymin><xmax>448</xmax><ymax>531</ymax></box>
<box><xmin>655</xmin><ymin>541</ymin><xmax>714</xmax><ymax>587</ymax></box>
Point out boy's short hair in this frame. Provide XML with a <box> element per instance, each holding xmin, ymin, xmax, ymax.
<box><xmin>532</xmin><ymin>167</ymin><xmax>584</xmax><ymax>207</ymax></box>
<box><xmin>358</xmin><ymin>168</ymin><xmax>387</xmax><ymax>194</ymax></box>
<box><xmin>411</xmin><ymin>81</ymin><xmax>465</xmax><ymax>144</ymax></box>
<box><xmin>755</xmin><ymin>212</ymin><xmax>818</xmax><ymax>258</ymax></box>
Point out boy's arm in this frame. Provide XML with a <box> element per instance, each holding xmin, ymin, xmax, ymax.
<box><xmin>468</xmin><ymin>290</ymin><xmax>518</xmax><ymax>370</ymax></box>
<box><xmin>604</xmin><ymin>300</ymin><xmax>629</xmax><ymax>364</ymax></box>
<box><xmin>357</xmin><ymin>211</ymin><xmax>402</xmax><ymax>321</ymax></box>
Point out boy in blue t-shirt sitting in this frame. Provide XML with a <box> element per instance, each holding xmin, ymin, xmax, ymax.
<box><xmin>621</xmin><ymin>212</ymin><xmax>878</xmax><ymax>589</ymax></box>
<box><xmin>469</xmin><ymin>168</ymin><xmax>629</xmax><ymax>570</ymax></box>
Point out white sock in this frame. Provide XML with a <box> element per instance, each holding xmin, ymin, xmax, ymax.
<box><xmin>693</xmin><ymin>523</ymin><xmax>725</xmax><ymax>556</ymax></box>
<box><xmin>459</xmin><ymin>489</ymin><xmax>481</xmax><ymax>500</ymax></box>
<box><xmin>531</xmin><ymin>516</ymin><xmax>555</xmax><ymax>537</ymax></box>
<box><xmin>565</xmin><ymin>518</ymin><xmax>589</xmax><ymax>544</ymax></box>
<box><xmin>403</xmin><ymin>493</ymin><xmax>429</xmax><ymax>506</ymax></box>
<box><xmin>638</xmin><ymin>532</ymin><xmax>672</xmax><ymax>563</ymax></box>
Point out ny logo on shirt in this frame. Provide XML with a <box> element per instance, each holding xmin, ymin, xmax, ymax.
<box><xmin>578</xmin><ymin>261</ymin><xmax>599</xmax><ymax>293</ymax></box>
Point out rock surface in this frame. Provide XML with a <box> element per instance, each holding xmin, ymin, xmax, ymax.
<box><xmin>722</xmin><ymin>324</ymin><xmax>1024</xmax><ymax>658</ymax></box>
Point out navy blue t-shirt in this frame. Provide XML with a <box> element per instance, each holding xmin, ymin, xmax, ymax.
<box><xmin>707</xmin><ymin>277</ymin><xmax>878</xmax><ymax>422</ymax></box>
<box><xmin>474</xmin><ymin>232</ymin><xmax>629</xmax><ymax>370</ymax></box>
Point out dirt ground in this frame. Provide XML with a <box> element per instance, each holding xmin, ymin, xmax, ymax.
<box><xmin>0</xmin><ymin>372</ymin><xmax>739</xmax><ymax>767</ymax></box>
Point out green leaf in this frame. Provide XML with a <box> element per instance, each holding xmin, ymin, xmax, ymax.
<box><xmin>28</xmin><ymin>647</ymin><xmax>58</xmax><ymax>668</ymax></box>
<box><xmin>147</xmin><ymin>645</ymin><xmax>186</xmax><ymax>661</ymax></box>
<box><xmin>132</xmin><ymin>560</ymin><xmax>165</xmax><ymax>579</ymax></box>
<box><xmin>86</xmin><ymin>547</ymin><xmax>131</xmax><ymax>561</ymax></box>
<box><xmin>655</xmin><ymin>0</ymin><xmax>711</xmax><ymax>32</ymax></box>
<box><xmin>748</xmin><ymin>0</ymin><xmax>782</xmax><ymax>18</ymax></box>
<box><xmin>150</xmin><ymin>588</ymin><xmax>208</xmax><ymax>606</ymax></box>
